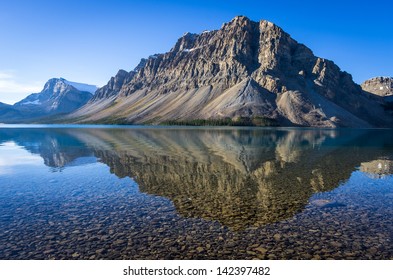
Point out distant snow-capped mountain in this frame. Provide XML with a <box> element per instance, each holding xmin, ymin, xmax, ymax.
<box><xmin>0</xmin><ymin>78</ymin><xmax>96</xmax><ymax>122</ymax></box>
<box><xmin>60</xmin><ymin>78</ymin><xmax>98</xmax><ymax>94</ymax></box>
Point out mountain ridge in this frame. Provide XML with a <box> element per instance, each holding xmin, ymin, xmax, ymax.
<box><xmin>1</xmin><ymin>16</ymin><xmax>392</xmax><ymax>127</ymax></box>
<box><xmin>0</xmin><ymin>78</ymin><xmax>95</xmax><ymax>123</ymax></box>
<box><xmin>68</xmin><ymin>16</ymin><xmax>392</xmax><ymax>127</ymax></box>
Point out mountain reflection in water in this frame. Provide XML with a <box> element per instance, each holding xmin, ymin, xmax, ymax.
<box><xmin>1</xmin><ymin>127</ymin><xmax>392</xmax><ymax>231</ymax></box>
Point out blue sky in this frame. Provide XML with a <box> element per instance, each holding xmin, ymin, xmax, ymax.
<box><xmin>0</xmin><ymin>0</ymin><xmax>392</xmax><ymax>104</ymax></box>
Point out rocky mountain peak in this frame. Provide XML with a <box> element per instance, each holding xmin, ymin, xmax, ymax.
<box><xmin>222</xmin><ymin>15</ymin><xmax>260</xmax><ymax>30</ymax></box>
<box><xmin>227</xmin><ymin>15</ymin><xmax>253</xmax><ymax>26</ymax></box>
<box><xmin>171</xmin><ymin>32</ymin><xmax>198</xmax><ymax>53</ymax></box>
<box><xmin>361</xmin><ymin>77</ymin><xmax>393</xmax><ymax>97</ymax></box>
<box><xmin>92</xmin><ymin>70</ymin><xmax>135</xmax><ymax>101</ymax></box>
<box><xmin>42</xmin><ymin>78</ymin><xmax>70</xmax><ymax>94</ymax></box>
<box><xmin>69</xmin><ymin>17</ymin><xmax>393</xmax><ymax>128</ymax></box>
<box><xmin>115</xmin><ymin>69</ymin><xmax>128</xmax><ymax>78</ymax></box>
<box><xmin>133</xmin><ymin>59</ymin><xmax>148</xmax><ymax>72</ymax></box>
<box><xmin>10</xmin><ymin>78</ymin><xmax>93</xmax><ymax>120</ymax></box>
<box><xmin>40</xmin><ymin>78</ymin><xmax>97</xmax><ymax>96</ymax></box>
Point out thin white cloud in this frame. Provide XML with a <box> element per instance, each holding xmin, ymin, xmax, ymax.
<box><xmin>0</xmin><ymin>72</ymin><xmax>14</xmax><ymax>79</ymax></box>
<box><xmin>0</xmin><ymin>141</ymin><xmax>44</xmax><ymax>174</ymax></box>
<box><xmin>0</xmin><ymin>70</ymin><xmax>43</xmax><ymax>105</ymax></box>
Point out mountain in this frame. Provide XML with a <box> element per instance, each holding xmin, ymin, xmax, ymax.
<box><xmin>0</xmin><ymin>78</ymin><xmax>95</xmax><ymax>123</ymax></box>
<box><xmin>361</xmin><ymin>77</ymin><xmax>393</xmax><ymax>114</ymax></box>
<box><xmin>91</xmin><ymin>69</ymin><xmax>134</xmax><ymax>101</ymax></box>
<box><xmin>361</xmin><ymin>77</ymin><xmax>393</xmax><ymax>97</ymax></box>
<box><xmin>14</xmin><ymin>78</ymin><xmax>94</xmax><ymax>115</ymax></box>
<box><xmin>69</xmin><ymin>16</ymin><xmax>393</xmax><ymax>127</ymax></box>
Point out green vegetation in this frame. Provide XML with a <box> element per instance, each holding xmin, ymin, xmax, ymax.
<box><xmin>160</xmin><ymin>116</ymin><xmax>279</xmax><ymax>127</ymax></box>
<box><xmin>29</xmin><ymin>115</ymin><xmax>279</xmax><ymax>127</ymax></box>
<box><xmin>96</xmin><ymin>117</ymin><xmax>131</xmax><ymax>125</ymax></box>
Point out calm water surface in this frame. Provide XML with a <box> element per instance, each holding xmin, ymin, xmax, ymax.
<box><xmin>0</xmin><ymin>125</ymin><xmax>392</xmax><ymax>259</ymax></box>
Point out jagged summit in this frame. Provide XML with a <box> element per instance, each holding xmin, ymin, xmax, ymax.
<box><xmin>92</xmin><ymin>70</ymin><xmax>134</xmax><ymax>101</ymax></box>
<box><xmin>224</xmin><ymin>15</ymin><xmax>260</xmax><ymax>25</ymax></box>
<box><xmin>40</xmin><ymin>78</ymin><xmax>74</xmax><ymax>95</ymax></box>
<box><xmin>361</xmin><ymin>76</ymin><xmax>393</xmax><ymax>97</ymax></box>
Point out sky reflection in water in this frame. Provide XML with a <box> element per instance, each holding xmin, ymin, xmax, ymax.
<box><xmin>0</xmin><ymin>126</ymin><xmax>392</xmax><ymax>259</ymax></box>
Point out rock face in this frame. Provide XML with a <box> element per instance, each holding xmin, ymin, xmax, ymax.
<box><xmin>361</xmin><ymin>77</ymin><xmax>393</xmax><ymax>97</ymax></box>
<box><xmin>92</xmin><ymin>70</ymin><xmax>134</xmax><ymax>101</ymax></box>
<box><xmin>70</xmin><ymin>16</ymin><xmax>393</xmax><ymax>127</ymax></box>
<box><xmin>361</xmin><ymin>77</ymin><xmax>393</xmax><ymax>115</ymax></box>
<box><xmin>1</xmin><ymin>78</ymin><xmax>95</xmax><ymax>122</ymax></box>
<box><xmin>14</xmin><ymin>78</ymin><xmax>94</xmax><ymax>115</ymax></box>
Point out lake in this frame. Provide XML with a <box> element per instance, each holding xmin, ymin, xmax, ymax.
<box><xmin>0</xmin><ymin>125</ymin><xmax>392</xmax><ymax>259</ymax></box>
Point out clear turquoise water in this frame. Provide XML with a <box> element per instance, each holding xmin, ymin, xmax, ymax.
<box><xmin>0</xmin><ymin>125</ymin><xmax>392</xmax><ymax>259</ymax></box>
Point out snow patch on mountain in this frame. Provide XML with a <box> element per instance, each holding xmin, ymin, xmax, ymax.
<box><xmin>22</xmin><ymin>100</ymin><xmax>41</xmax><ymax>105</ymax></box>
<box><xmin>60</xmin><ymin>78</ymin><xmax>98</xmax><ymax>94</ymax></box>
